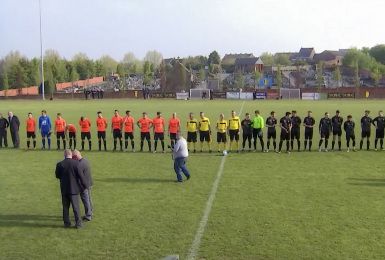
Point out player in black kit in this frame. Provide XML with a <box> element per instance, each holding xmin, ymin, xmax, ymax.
<box><xmin>372</xmin><ymin>110</ymin><xmax>385</xmax><ymax>151</ymax></box>
<box><xmin>290</xmin><ymin>110</ymin><xmax>301</xmax><ymax>151</ymax></box>
<box><xmin>331</xmin><ymin>110</ymin><xmax>343</xmax><ymax>151</ymax></box>
<box><xmin>360</xmin><ymin>110</ymin><xmax>372</xmax><ymax>150</ymax></box>
<box><xmin>278</xmin><ymin>112</ymin><xmax>292</xmax><ymax>153</ymax></box>
<box><xmin>344</xmin><ymin>115</ymin><xmax>356</xmax><ymax>152</ymax></box>
<box><xmin>303</xmin><ymin>111</ymin><xmax>315</xmax><ymax>151</ymax></box>
<box><xmin>266</xmin><ymin>111</ymin><xmax>277</xmax><ymax>152</ymax></box>
<box><xmin>318</xmin><ymin>112</ymin><xmax>332</xmax><ymax>152</ymax></box>
<box><xmin>241</xmin><ymin>113</ymin><xmax>253</xmax><ymax>151</ymax></box>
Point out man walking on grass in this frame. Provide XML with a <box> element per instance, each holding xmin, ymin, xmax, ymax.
<box><xmin>172</xmin><ymin>133</ymin><xmax>191</xmax><ymax>183</ymax></box>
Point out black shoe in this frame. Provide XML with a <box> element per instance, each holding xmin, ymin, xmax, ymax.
<box><xmin>64</xmin><ymin>224</ymin><xmax>71</xmax><ymax>228</ymax></box>
<box><xmin>186</xmin><ymin>175</ymin><xmax>191</xmax><ymax>180</ymax></box>
<box><xmin>75</xmin><ymin>224</ymin><xmax>83</xmax><ymax>229</ymax></box>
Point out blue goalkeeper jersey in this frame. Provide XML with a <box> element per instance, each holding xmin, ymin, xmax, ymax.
<box><xmin>39</xmin><ymin>115</ymin><xmax>51</xmax><ymax>133</ymax></box>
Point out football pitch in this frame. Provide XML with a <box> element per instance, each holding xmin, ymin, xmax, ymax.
<box><xmin>1</xmin><ymin>98</ymin><xmax>385</xmax><ymax>259</ymax></box>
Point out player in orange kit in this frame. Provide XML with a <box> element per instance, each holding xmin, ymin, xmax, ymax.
<box><xmin>111</xmin><ymin>110</ymin><xmax>123</xmax><ymax>151</ymax></box>
<box><xmin>123</xmin><ymin>110</ymin><xmax>135</xmax><ymax>152</ymax></box>
<box><xmin>168</xmin><ymin>112</ymin><xmax>180</xmax><ymax>148</ymax></box>
<box><xmin>66</xmin><ymin>123</ymin><xmax>77</xmax><ymax>150</ymax></box>
<box><xmin>79</xmin><ymin>116</ymin><xmax>92</xmax><ymax>151</ymax></box>
<box><xmin>26</xmin><ymin>112</ymin><xmax>36</xmax><ymax>149</ymax></box>
<box><xmin>54</xmin><ymin>113</ymin><xmax>67</xmax><ymax>150</ymax></box>
<box><xmin>152</xmin><ymin>112</ymin><xmax>165</xmax><ymax>153</ymax></box>
<box><xmin>137</xmin><ymin>112</ymin><xmax>153</xmax><ymax>152</ymax></box>
<box><xmin>96</xmin><ymin>111</ymin><xmax>108</xmax><ymax>151</ymax></box>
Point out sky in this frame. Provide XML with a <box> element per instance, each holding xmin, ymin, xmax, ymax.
<box><xmin>0</xmin><ymin>0</ymin><xmax>384</xmax><ymax>60</ymax></box>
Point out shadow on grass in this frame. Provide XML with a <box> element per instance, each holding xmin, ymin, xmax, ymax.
<box><xmin>96</xmin><ymin>177</ymin><xmax>175</xmax><ymax>184</ymax></box>
<box><xmin>347</xmin><ymin>177</ymin><xmax>385</xmax><ymax>187</ymax></box>
<box><xmin>0</xmin><ymin>214</ymin><xmax>62</xmax><ymax>228</ymax></box>
<box><xmin>347</xmin><ymin>178</ymin><xmax>385</xmax><ymax>182</ymax></box>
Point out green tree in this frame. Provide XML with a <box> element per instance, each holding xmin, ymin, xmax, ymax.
<box><xmin>69</xmin><ymin>66</ymin><xmax>79</xmax><ymax>83</ymax></box>
<box><xmin>44</xmin><ymin>64</ymin><xmax>55</xmax><ymax>97</ymax></box>
<box><xmin>235</xmin><ymin>70</ymin><xmax>244</xmax><ymax>89</ymax></box>
<box><xmin>116</xmin><ymin>63</ymin><xmax>126</xmax><ymax>78</ymax></box>
<box><xmin>208</xmin><ymin>51</ymin><xmax>220</xmax><ymax>65</ymax></box>
<box><xmin>369</xmin><ymin>44</ymin><xmax>385</xmax><ymax>64</ymax></box>
<box><xmin>316</xmin><ymin>61</ymin><xmax>324</xmax><ymax>91</ymax></box>
<box><xmin>73</xmin><ymin>53</ymin><xmax>95</xmax><ymax>80</ymax></box>
<box><xmin>276</xmin><ymin>65</ymin><xmax>282</xmax><ymax>89</ymax></box>
<box><xmin>274</xmin><ymin>53</ymin><xmax>291</xmax><ymax>65</ymax></box>
<box><xmin>8</xmin><ymin>63</ymin><xmax>27</xmax><ymax>88</ymax></box>
<box><xmin>254</xmin><ymin>70</ymin><xmax>262</xmax><ymax>88</ymax></box>
<box><xmin>198</xmin><ymin>68</ymin><xmax>205</xmax><ymax>81</ymax></box>
<box><xmin>121</xmin><ymin>52</ymin><xmax>140</xmax><ymax>75</ymax></box>
<box><xmin>142</xmin><ymin>61</ymin><xmax>153</xmax><ymax>86</ymax></box>
<box><xmin>1</xmin><ymin>72</ymin><xmax>9</xmax><ymax>91</ymax></box>
<box><xmin>371</xmin><ymin>66</ymin><xmax>381</xmax><ymax>86</ymax></box>
<box><xmin>260</xmin><ymin>52</ymin><xmax>274</xmax><ymax>66</ymax></box>
<box><xmin>28</xmin><ymin>58</ymin><xmax>41</xmax><ymax>86</ymax></box>
<box><xmin>332</xmin><ymin>66</ymin><xmax>342</xmax><ymax>87</ymax></box>
<box><xmin>354</xmin><ymin>60</ymin><xmax>360</xmax><ymax>88</ymax></box>
<box><xmin>144</xmin><ymin>50</ymin><xmax>163</xmax><ymax>69</ymax></box>
<box><xmin>97</xmin><ymin>55</ymin><xmax>118</xmax><ymax>77</ymax></box>
<box><xmin>2</xmin><ymin>51</ymin><xmax>23</xmax><ymax>72</ymax></box>
<box><xmin>184</xmin><ymin>55</ymin><xmax>207</xmax><ymax>70</ymax></box>
<box><xmin>175</xmin><ymin>61</ymin><xmax>187</xmax><ymax>91</ymax></box>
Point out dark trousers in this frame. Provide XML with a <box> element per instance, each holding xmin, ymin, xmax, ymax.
<box><xmin>10</xmin><ymin>130</ymin><xmax>19</xmax><ymax>148</ymax></box>
<box><xmin>80</xmin><ymin>188</ymin><xmax>93</xmax><ymax>219</ymax></box>
<box><xmin>0</xmin><ymin>130</ymin><xmax>7</xmax><ymax>147</ymax></box>
<box><xmin>174</xmin><ymin>157</ymin><xmax>190</xmax><ymax>182</ymax></box>
<box><xmin>252</xmin><ymin>128</ymin><xmax>264</xmax><ymax>150</ymax></box>
<box><xmin>61</xmin><ymin>194</ymin><xmax>82</xmax><ymax>227</ymax></box>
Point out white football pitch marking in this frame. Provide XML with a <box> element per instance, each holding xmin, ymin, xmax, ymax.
<box><xmin>186</xmin><ymin>101</ymin><xmax>245</xmax><ymax>260</ymax></box>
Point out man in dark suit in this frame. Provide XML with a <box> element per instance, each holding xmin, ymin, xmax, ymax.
<box><xmin>73</xmin><ymin>150</ymin><xmax>93</xmax><ymax>221</ymax></box>
<box><xmin>0</xmin><ymin>113</ymin><xmax>9</xmax><ymax>148</ymax></box>
<box><xmin>8</xmin><ymin>111</ymin><xmax>20</xmax><ymax>148</ymax></box>
<box><xmin>55</xmin><ymin>149</ymin><xmax>86</xmax><ymax>228</ymax></box>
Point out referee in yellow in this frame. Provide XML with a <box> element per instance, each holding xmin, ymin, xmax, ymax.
<box><xmin>186</xmin><ymin>112</ymin><xmax>198</xmax><ymax>153</ymax></box>
<box><xmin>216</xmin><ymin>113</ymin><xmax>228</xmax><ymax>152</ymax></box>
<box><xmin>228</xmin><ymin>110</ymin><xmax>241</xmax><ymax>152</ymax></box>
<box><xmin>199</xmin><ymin>112</ymin><xmax>211</xmax><ymax>152</ymax></box>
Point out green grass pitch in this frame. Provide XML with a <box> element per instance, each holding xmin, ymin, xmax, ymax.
<box><xmin>1</xmin><ymin>99</ymin><xmax>385</xmax><ymax>259</ymax></box>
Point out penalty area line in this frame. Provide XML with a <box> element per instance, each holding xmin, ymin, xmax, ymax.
<box><xmin>186</xmin><ymin>101</ymin><xmax>245</xmax><ymax>260</ymax></box>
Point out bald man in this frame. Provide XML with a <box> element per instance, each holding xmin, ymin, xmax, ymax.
<box><xmin>55</xmin><ymin>149</ymin><xmax>86</xmax><ymax>228</ymax></box>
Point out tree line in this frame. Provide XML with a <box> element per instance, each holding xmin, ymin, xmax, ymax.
<box><xmin>1</xmin><ymin>45</ymin><xmax>384</xmax><ymax>93</ymax></box>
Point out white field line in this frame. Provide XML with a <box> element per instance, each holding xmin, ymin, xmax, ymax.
<box><xmin>186</xmin><ymin>101</ymin><xmax>245</xmax><ymax>260</ymax></box>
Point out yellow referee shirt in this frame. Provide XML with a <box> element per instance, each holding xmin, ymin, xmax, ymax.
<box><xmin>228</xmin><ymin>116</ymin><xmax>240</xmax><ymax>130</ymax></box>
<box><xmin>217</xmin><ymin>119</ymin><xmax>228</xmax><ymax>133</ymax></box>
<box><xmin>187</xmin><ymin>119</ymin><xmax>198</xmax><ymax>132</ymax></box>
<box><xmin>199</xmin><ymin>117</ymin><xmax>210</xmax><ymax>131</ymax></box>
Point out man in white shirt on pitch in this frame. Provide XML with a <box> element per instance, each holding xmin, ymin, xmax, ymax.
<box><xmin>172</xmin><ymin>133</ymin><xmax>191</xmax><ymax>183</ymax></box>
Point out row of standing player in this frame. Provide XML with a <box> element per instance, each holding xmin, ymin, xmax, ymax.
<box><xmin>18</xmin><ymin>109</ymin><xmax>385</xmax><ymax>153</ymax></box>
<box><xmin>260</xmin><ymin>109</ymin><xmax>385</xmax><ymax>153</ymax></box>
<box><xmin>178</xmin><ymin>109</ymin><xmax>385</xmax><ymax>153</ymax></box>
<box><xmin>23</xmin><ymin>110</ymin><xmax>183</xmax><ymax>152</ymax></box>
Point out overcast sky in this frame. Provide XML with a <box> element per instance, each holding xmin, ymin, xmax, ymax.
<box><xmin>1</xmin><ymin>0</ymin><xmax>384</xmax><ymax>60</ymax></box>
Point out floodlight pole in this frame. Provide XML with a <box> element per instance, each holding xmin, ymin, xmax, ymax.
<box><xmin>39</xmin><ymin>0</ymin><xmax>45</xmax><ymax>100</ymax></box>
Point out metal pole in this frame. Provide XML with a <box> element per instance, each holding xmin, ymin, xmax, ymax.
<box><xmin>39</xmin><ymin>0</ymin><xmax>45</xmax><ymax>100</ymax></box>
